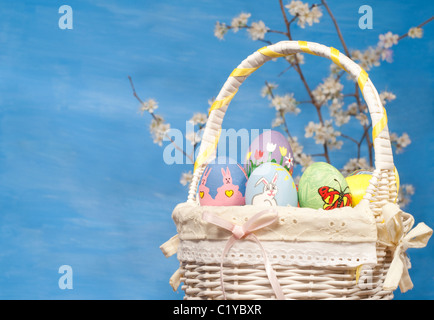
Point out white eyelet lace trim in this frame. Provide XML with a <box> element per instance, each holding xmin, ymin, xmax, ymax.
<box><xmin>178</xmin><ymin>240</ymin><xmax>377</xmax><ymax>267</ymax></box>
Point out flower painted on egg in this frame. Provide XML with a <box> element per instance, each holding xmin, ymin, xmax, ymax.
<box><xmin>254</xmin><ymin>150</ymin><xmax>264</xmax><ymax>160</ymax></box>
<box><xmin>244</xmin><ymin>130</ymin><xmax>294</xmax><ymax>177</ymax></box>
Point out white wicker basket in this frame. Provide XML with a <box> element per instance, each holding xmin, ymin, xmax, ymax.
<box><xmin>161</xmin><ymin>41</ymin><xmax>432</xmax><ymax>300</ymax></box>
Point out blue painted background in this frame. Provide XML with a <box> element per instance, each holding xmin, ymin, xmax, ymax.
<box><xmin>0</xmin><ymin>0</ymin><xmax>432</xmax><ymax>299</ymax></box>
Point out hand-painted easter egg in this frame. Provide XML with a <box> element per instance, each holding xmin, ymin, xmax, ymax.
<box><xmin>298</xmin><ymin>162</ymin><xmax>352</xmax><ymax>210</ymax></box>
<box><xmin>345</xmin><ymin>173</ymin><xmax>372</xmax><ymax>206</ymax></box>
<box><xmin>245</xmin><ymin>130</ymin><xmax>294</xmax><ymax>177</ymax></box>
<box><xmin>198</xmin><ymin>157</ymin><xmax>247</xmax><ymax>206</ymax></box>
<box><xmin>346</xmin><ymin>167</ymin><xmax>400</xmax><ymax>206</ymax></box>
<box><xmin>245</xmin><ymin>162</ymin><xmax>298</xmax><ymax>207</ymax></box>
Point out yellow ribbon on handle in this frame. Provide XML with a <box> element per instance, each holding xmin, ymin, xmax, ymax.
<box><xmin>193</xmin><ymin>128</ymin><xmax>221</xmax><ymax>172</ymax></box>
<box><xmin>380</xmin><ymin>203</ymin><xmax>432</xmax><ymax>293</ymax></box>
<box><xmin>372</xmin><ymin>107</ymin><xmax>388</xmax><ymax>142</ymax></box>
<box><xmin>330</xmin><ymin>47</ymin><xmax>346</xmax><ymax>71</ymax></box>
<box><xmin>208</xmin><ymin>90</ymin><xmax>238</xmax><ymax>114</ymax></box>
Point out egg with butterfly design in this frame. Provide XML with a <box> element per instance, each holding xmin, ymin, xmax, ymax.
<box><xmin>298</xmin><ymin>162</ymin><xmax>352</xmax><ymax>210</ymax></box>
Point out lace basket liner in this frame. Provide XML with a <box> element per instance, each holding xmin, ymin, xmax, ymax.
<box><xmin>165</xmin><ymin>202</ymin><xmax>377</xmax><ymax>272</ymax></box>
<box><xmin>178</xmin><ymin>240</ymin><xmax>377</xmax><ymax>268</ymax></box>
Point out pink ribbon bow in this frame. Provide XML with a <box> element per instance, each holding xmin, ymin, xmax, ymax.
<box><xmin>202</xmin><ymin>209</ymin><xmax>285</xmax><ymax>300</ymax></box>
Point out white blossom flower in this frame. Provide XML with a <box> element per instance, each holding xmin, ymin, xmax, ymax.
<box><xmin>305</xmin><ymin>120</ymin><xmax>341</xmax><ymax>147</ymax></box>
<box><xmin>304</xmin><ymin>121</ymin><xmax>316</xmax><ymax>138</ymax></box>
<box><xmin>390</xmin><ymin>132</ymin><xmax>411</xmax><ymax>153</ymax></box>
<box><xmin>305</xmin><ymin>6</ymin><xmax>323</xmax><ymax>26</ymax></box>
<box><xmin>330</xmin><ymin>62</ymin><xmax>341</xmax><ymax>75</ymax></box>
<box><xmin>351</xmin><ymin>47</ymin><xmax>382</xmax><ymax>71</ymax></box>
<box><xmin>333</xmin><ymin>109</ymin><xmax>351</xmax><ymax>126</ymax></box>
<box><xmin>248</xmin><ymin>20</ymin><xmax>269</xmax><ymax>40</ymax></box>
<box><xmin>347</xmin><ymin>102</ymin><xmax>358</xmax><ymax>116</ymax></box>
<box><xmin>139</xmin><ymin>99</ymin><xmax>158</xmax><ymax>114</ymax></box>
<box><xmin>328</xmin><ymin>98</ymin><xmax>343</xmax><ymax>115</ymax></box>
<box><xmin>329</xmin><ymin>139</ymin><xmax>343</xmax><ymax>150</ymax></box>
<box><xmin>408</xmin><ymin>27</ymin><xmax>423</xmax><ymax>38</ymax></box>
<box><xmin>404</xmin><ymin>184</ymin><xmax>415</xmax><ymax>195</ymax></box>
<box><xmin>285</xmin><ymin>53</ymin><xmax>305</xmax><ymax>65</ymax></box>
<box><xmin>356</xmin><ymin>112</ymin><xmax>369</xmax><ymax>126</ymax></box>
<box><xmin>261</xmin><ymin>82</ymin><xmax>278</xmax><ymax>98</ymax></box>
<box><xmin>189</xmin><ymin>112</ymin><xmax>208</xmax><ymax>125</ymax></box>
<box><xmin>398</xmin><ymin>184</ymin><xmax>415</xmax><ymax>208</ymax></box>
<box><xmin>150</xmin><ymin>115</ymin><xmax>170</xmax><ymax>146</ymax></box>
<box><xmin>312</xmin><ymin>76</ymin><xmax>343</xmax><ymax>104</ymax></box>
<box><xmin>396</xmin><ymin>133</ymin><xmax>411</xmax><ymax>154</ymax></box>
<box><xmin>298</xmin><ymin>153</ymin><xmax>314</xmax><ymax>171</ymax></box>
<box><xmin>341</xmin><ymin>158</ymin><xmax>373</xmax><ymax>176</ymax></box>
<box><xmin>231</xmin><ymin>12</ymin><xmax>251</xmax><ymax>32</ymax></box>
<box><xmin>378</xmin><ymin>31</ymin><xmax>399</xmax><ymax>49</ymax></box>
<box><xmin>285</xmin><ymin>0</ymin><xmax>308</xmax><ymax>16</ymax></box>
<box><xmin>214</xmin><ymin>21</ymin><xmax>228</xmax><ymax>40</ymax></box>
<box><xmin>270</xmin><ymin>93</ymin><xmax>300</xmax><ymax>115</ymax></box>
<box><xmin>397</xmin><ymin>133</ymin><xmax>411</xmax><ymax>148</ymax></box>
<box><xmin>289</xmin><ymin>136</ymin><xmax>304</xmax><ymax>159</ymax></box>
<box><xmin>285</xmin><ymin>1</ymin><xmax>322</xmax><ymax>28</ymax></box>
<box><xmin>186</xmin><ymin>131</ymin><xmax>202</xmax><ymax>145</ymax></box>
<box><xmin>380</xmin><ymin>48</ymin><xmax>394</xmax><ymax>63</ymax></box>
<box><xmin>272</xmin><ymin>113</ymin><xmax>284</xmax><ymax>128</ymax></box>
<box><xmin>180</xmin><ymin>171</ymin><xmax>193</xmax><ymax>186</ymax></box>
<box><xmin>379</xmin><ymin>91</ymin><xmax>396</xmax><ymax>105</ymax></box>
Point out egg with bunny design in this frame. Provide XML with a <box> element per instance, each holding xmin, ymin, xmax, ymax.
<box><xmin>198</xmin><ymin>157</ymin><xmax>247</xmax><ymax>206</ymax></box>
<box><xmin>245</xmin><ymin>162</ymin><xmax>298</xmax><ymax>207</ymax></box>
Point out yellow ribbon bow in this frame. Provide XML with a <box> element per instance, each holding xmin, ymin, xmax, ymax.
<box><xmin>380</xmin><ymin>203</ymin><xmax>432</xmax><ymax>293</ymax></box>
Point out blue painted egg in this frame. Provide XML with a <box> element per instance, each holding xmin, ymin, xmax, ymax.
<box><xmin>198</xmin><ymin>157</ymin><xmax>247</xmax><ymax>206</ymax></box>
<box><xmin>245</xmin><ymin>162</ymin><xmax>298</xmax><ymax>207</ymax></box>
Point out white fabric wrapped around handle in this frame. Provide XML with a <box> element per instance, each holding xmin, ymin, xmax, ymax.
<box><xmin>187</xmin><ymin>41</ymin><xmax>395</xmax><ymax>207</ymax></box>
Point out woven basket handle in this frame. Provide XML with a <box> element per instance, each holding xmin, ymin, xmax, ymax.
<box><xmin>187</xmin><ymin>41</ymin><xmax>396</xmax><ymax>212</ymax></box>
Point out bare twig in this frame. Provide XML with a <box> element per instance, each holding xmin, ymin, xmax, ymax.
<box><xmin>321</xmin><ymin>0</ymin><xmax>350</xmax><ymax>56</ymax></box>
<box><xmin>278</xmin><ymin>0</ymin><xmax>292</xmax><ymax>38</ymax></box>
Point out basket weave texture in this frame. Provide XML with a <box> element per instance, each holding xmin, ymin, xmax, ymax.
<box><xmin>160</xmin><ymin>41</ymin><xmax>432</xmax><ymax>300</ymax></box>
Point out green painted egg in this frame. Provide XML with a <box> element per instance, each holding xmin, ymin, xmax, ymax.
<box><xmin>298</xmin><ymin>162</ymin><xmax>352</xmax><ymax>210</ymax></box>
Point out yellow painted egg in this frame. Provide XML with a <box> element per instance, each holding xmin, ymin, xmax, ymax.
<box><xmin>345</xmin><ymin>167</ymin><xmax>400</xmax><ymax>206</ymax></box>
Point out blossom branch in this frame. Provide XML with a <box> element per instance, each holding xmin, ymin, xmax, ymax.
<box><xmin>128</xmin><ymin>76</ymin><xmax>194</xmax><ymax>163</ymax></box>
<box><xmin>398</xmin><ymin>16</ymin><xmax>433</xmax><ymax>41</ymax></box>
